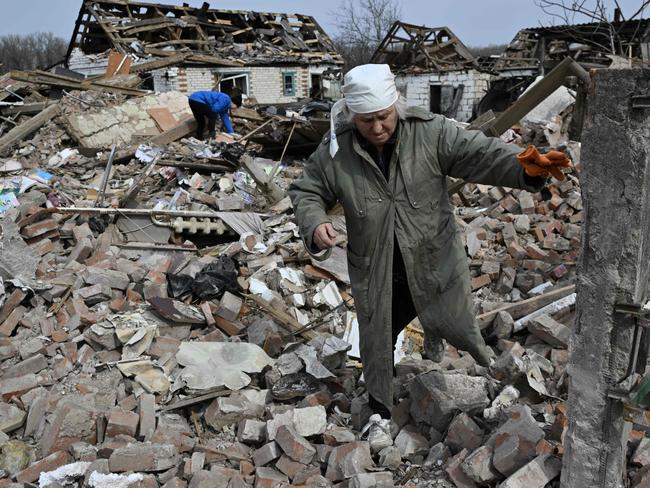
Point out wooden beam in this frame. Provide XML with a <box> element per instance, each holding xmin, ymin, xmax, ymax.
<box><xmin>0</xmin><ymin>104</ymin><xmax>60</xmax><ymax>156</ymax></box>
<box><xmin>150</xmin><ymin>117</ymin><xmax>197</xmax><ymax>146</ymax></box>
<box><xmin>246</xmin><ymin>293</ymin><xmax>319</xmax><ymax>341</ymax></box>
<box><xmin>0</xmin><ymin>102</ymin><xmax>48</xmax><ymax>116</ymax></box>
<box><xmin>476</xmin><ymin>284</ymin><xmax>575</xmax><ymax>329</ymax></box>
<box><xmin>239</xmin><ymin>153</ymin><xmax>286</xmax><ymax>205</ymax></box>
<box><xmin>130</xmin><ymin>53</ymin><xmax>189</xmax><ymax>73</ymax></box>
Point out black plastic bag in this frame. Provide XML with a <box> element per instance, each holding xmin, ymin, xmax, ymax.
<box><xmin>192</xmin><ymin>255</ymin><xmax>238</xmax><ymax>300</ymax></box>
<box><xmin>167</xmin><ymin>274</ymin><xmax>194</xmax><ymax>299</ymax></box>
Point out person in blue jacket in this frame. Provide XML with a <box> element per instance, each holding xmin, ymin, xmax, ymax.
<box><xmin>188</xmin><ymin>91</ymin><xmax>237</xmax><ymax>139</ymax></box>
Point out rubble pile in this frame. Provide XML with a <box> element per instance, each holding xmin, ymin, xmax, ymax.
<box><xmin>1</xmin><ymin>68</ymin><xmax>648</xmax><ymax>488</ymax></box>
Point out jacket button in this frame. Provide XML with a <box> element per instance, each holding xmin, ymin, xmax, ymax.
<box><xmin>378</xmin><ymin>198</ymin><xmax>382</xmax><ymax>202</ymax></box>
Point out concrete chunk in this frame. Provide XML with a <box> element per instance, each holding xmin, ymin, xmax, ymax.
<box><xmin>108</xmin><ymin>443</ymin><xmax>179</xmax><ymax>472</ymax></box>
<box><xmin>348</xmin><ymin>472</ymin><xmax>394</xmax><ymax>487</ymax></box>
<box><xmin>325</xmin><ymin>441</ymin><xmax>374</xmax><ymax>482</ymax></box>
<box><xmin>0</xmin><ymin>402</ymin><xmax>25</xmax><ymax>432</ymax></box>
<box><xmin>527</xmin><ymin>314</ymin><xmax>570</xmax><ymax>348</ymax></box>
<box><xmin>394</xmin><ymin>426</ymin><xmax>429</xmax><ymax>459</ymax></box>
<box><xmin>237</xmin><ymin>418</ymin><xmax>266</xmax><ymax>444</ymax></box>
<box><xmin>500</xmin><ymin>454</ymin><xmax>561</xmax><ymax>488</ymax></box>
<box><xmin>255</xmin><ymin>466</ymin><xmax>289</xmax><ymax>487</ymax></box>
<box><xmin>83</xmin><ymin>266</ymin><xmax>130</xmax><ymax>290</ymax></box>
<box><xmin>266</xmin><ymin>405</ymin><xmax>327</xmax><ymax>440</ymax></box>
<box><xmin>138</xmin><ymin>393</ymin><xmax>156</xmax><ymax>441</ymax></box>
<box><xmin>252</xmin><ymin>441</ymin><xmax>281</xmax><ymax>467</ymax></box>
<box><xmin>461</xmin><ymin>445</ymin><xmax>500</xmax><ymax>484</ymax></box>
<box><xmin>216</xmin><ymin>291</ymin><xmax>242</xmax><ymax>321</ymax></box>
<box><xmin>409</xmin><ymin>371</ymin><xmax>489</xmax><ymax>432</ymax></box>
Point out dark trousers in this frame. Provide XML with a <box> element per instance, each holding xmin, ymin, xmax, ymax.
<box><xmin>368</xmin><ymin>242</ymin><xmax>417</xmax><ymax>418</ymax></box>
<box><xmin>188</xmin><ymin>99</ymin><xmax>218</xmax><ymax>140</ymax></box>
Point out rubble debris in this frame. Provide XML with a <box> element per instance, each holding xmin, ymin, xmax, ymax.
<box><xmin>0</xmin><ymin>24</ymin><xmax>611</xmax><ymax>486</ymax></box>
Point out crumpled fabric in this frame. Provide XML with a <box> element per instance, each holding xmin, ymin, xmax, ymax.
<box><xmin>329</xmin><ymin>64</ymin><xmax>399</xmax><ymax>158</ymax></box>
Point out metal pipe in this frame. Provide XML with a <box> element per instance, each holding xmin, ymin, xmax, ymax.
<box><xmin>50</xmin><ymin>207</ymin><xmax>228</xmax><ymax>219</ymax></box>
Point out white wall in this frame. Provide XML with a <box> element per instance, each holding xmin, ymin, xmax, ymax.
<box><xmin>397</xmin><ymin>70</ymin><xmax>493</xmax><ymax>122</ymax></box>
<box><xmin>69</xmin><ymin>47</ymin><xmax>340</xmax><ymax>105</ymax></box>
<box><xmin>151</xmin><ymin>65</ymin><xmax>320</xmax><ymax>104</ymax></box>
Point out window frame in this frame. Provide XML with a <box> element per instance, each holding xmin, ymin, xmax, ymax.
<box><xmin>283</xmin><ymin>71</ymin><xmax>297</xmax><ymax>96</ymax></box>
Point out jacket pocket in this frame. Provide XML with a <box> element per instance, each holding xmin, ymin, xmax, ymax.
<box><xmin>402</xmin><ymin>163</ymin><xmax>443</xmax><ymax>210</ymax></box>
<box><xmin>427</xmin><ymin>231</ymin><xmax>467</xmax><ymax>292</ymax></box>
<box><xmin>346</xmin><ymin>245</ymin><xmax>371</xmax><ymax>320</ymax></box>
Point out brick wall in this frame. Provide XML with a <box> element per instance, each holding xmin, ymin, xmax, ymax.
<box><xmin>247</xmin><ymin>66</ymin><xmax>310</xmax><ymax>104</ymax></box>
<box><xmin>152</xmin><ymin>65</ymin><xmax>315</xmax><ymax>104</ymax></box>
<box><xmin>397</xmin><ymin>70</ymin><xmax>493</xmax><ymax>122</ymax></box>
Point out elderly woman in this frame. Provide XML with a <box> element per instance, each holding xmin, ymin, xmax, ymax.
<box><xmin>288</xmin><ymin>64</ymin><xmax>569</xmax><ymax>443</ymax></box>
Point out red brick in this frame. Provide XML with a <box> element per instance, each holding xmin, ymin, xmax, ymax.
<box><xmin>31</xmin><ymin>238</ymin><xmax>55</xmax><ymax>256</ymax></box>
<box><xmin>201</xmin><ymin>302</ymin><xmax>215</xmax><ymax>326</ymax></box>
<box><xmin>21</xmin><ymin>219</ymin><xmax>58</xmax><ymax>238</ymax></box>
<box><xmin>106</xmin><ymin>410</ymin><xmax>140</xmax><ymax>438</ymax></box>
<box><xmin>16</xmin><ymin>450</ymin><xmax>72</xmax><ymax>483</ymax></box>
<box><xmin>507</xmin><ymin>241</ymin><xmax>527</xmax><ymax>260</ymax></box>
<box><xmin>0</xmin><ymin>306</ymin><xmax>26</xmax><ymax>336</ymax></box>
<box><xmin>471</xmin><ymin>274</ymin><xmax>491</xmax><ymax>291</ymax></box>
<box><xmin>51</xmin><ymin>329</ymin><xmax>69</xmax><ymax>343</ymax></box>
<box><xmin>215</xmin><ymin>315</ymin><xmax>245</xmax><ymax>336</ymax></box>
<box><xmin>0</xmin><ymin>289</ymin><xmax>27</xmax><ymax>324</ymax></box>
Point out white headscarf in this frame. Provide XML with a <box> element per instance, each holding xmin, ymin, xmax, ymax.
<box><xmin>329</xmin><ymin>64</ymin><xmax>399</xmax><ymax>158</ymax></box>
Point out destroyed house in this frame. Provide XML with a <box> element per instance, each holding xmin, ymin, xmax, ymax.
<box><xmin>475</xmin><ymin>18</ymin><xmax>650</xmax><ymax>116</ymax></box>
<box><xmin>64</xmin><ymin>0</ymin><xmax>344</xmax><ymax>104</ymax></box>
<box><xmin>370</xmin><ymin>22</ymin><xmax>490</xmax><ymax>122</ymax></box>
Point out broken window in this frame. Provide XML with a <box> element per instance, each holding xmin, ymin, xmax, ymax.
<box><xmin>283</xmin><ymin>72</ymin><xmax>297</xmax><ymax>96</ymax></box>
<box><xmin>429</xmin><ymin>84</ymin><xmax>465</xmax><ymax>118</ymax></box>
<box><xmin>310</xmin><ymin>73</ymin><xmax>322</xmax><ymax>98</ymax></box>
<box><xmin>218</xmin><ymin>73</ymin><xmax>249</xmax><ymax>107</ymax></box>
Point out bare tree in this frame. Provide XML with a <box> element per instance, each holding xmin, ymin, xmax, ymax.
<box><xmin>534</xmin><ymin>0</ymin><xmax>650</xmax><ymax>54</ymax></box>
<box><xmin>330</xmin><ymin>0</ymin><xmax>401</xmax><ymax>70</ymax></box>
<box><xmin>0</xmin><ymin>33</ymin><xmax>67</xmax><ymax>75</ymax></box>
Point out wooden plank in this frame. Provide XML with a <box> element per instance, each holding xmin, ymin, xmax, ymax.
<box><xmin>0</xmin><ymin>104</ymin><xmax>60</xmax><ymax>156</ymax></box>
<box><xmin>158</xmin><ymin>388</ymin><xmax>230</xmax><ymax>412</ymax></box>
<box><xmin>150</xmin><ymin>117</ymin><xmax>197</xmax><ymax>146</ymax></box>
<box><xmin>146</xmin><ymin>107</ymin><xmax>177</xmax><ymax>132</ymax></box>
<box><xmin>476</xmin><ymin>284</ymin><xmax>575</xmax><ymax>329</ymax></box>
<box><xmin>10</xmin><ymin>70</ymin><xmax>148</xmax><ymax>97</ymax></box>
<box><xmin>246</xmin><ymin>293</ymin><xmax>319</xmax><ymax>341</ymax></box>
<box><xmin>130</xmin><ymin>53</ymin><xmax>189</xmax><ymax>73</ymax></box>
<box><xmin>0</xmin><ymin>103</ymin><xmax>47</xmax><ymax>116</ymax></box>
<box><xmin>105</xmin><ymin>50</ymin><xmax>132</xmax><ymax>77</ymax></box>
<box><xmin>239</xmin><ymin>154</ymin><xmax>285</xmax><ymax>204</ymax></box>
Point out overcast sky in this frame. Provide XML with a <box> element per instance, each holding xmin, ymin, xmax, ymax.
<box><xmin>0</xmin><ymin>0</ymin><xmax>634</xmax><ymax>47</ymax></box>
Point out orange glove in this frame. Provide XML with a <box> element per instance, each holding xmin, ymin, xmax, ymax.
<box><xmin>516</xmin><ymin>145</ymin><xmax>571</xmax><ymax>181</ymax></box>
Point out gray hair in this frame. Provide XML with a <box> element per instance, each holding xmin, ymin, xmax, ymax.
<box><xmin>337</xmin><ymin>95</ymin><xmax>408</xmax><ymax>128</ymax></box>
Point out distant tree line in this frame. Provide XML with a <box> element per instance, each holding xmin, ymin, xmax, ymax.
<box><xmin>0</xmin><ymin>33</ymin><xmax>67</xmax><ymax>75</ymax></box>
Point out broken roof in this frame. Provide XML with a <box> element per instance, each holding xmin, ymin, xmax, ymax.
<box><xmin>65</xmin><ymin>0</ymin><xmax>344</xmax><ymax>68</ymax></box>
<box><xmin>370</xmin><ymin>22</ymin><xmax>479</xmax><ymax>73</ymax></box>
<box><xmin>494</xmin><ymin>18</ymin><xmax>650</xmax><ymax>71</ymax></box>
